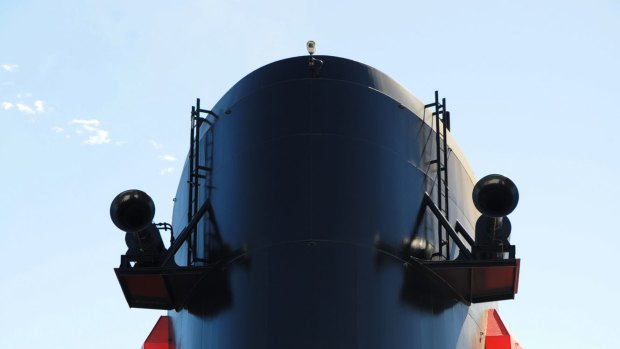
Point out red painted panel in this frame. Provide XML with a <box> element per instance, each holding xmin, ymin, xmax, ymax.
<box><xmin>484</xmin><ymin>309</ymin><xmax>522</xmax><ymax>349</ymax></box>
<box><xmin>143</xmin><ymin>316</ymin><xmax>174</xmax><ymax>349</ymax></box>
<box><xmin>122</xmin><ymin>274</ymin><xmax>170</xmax><ymax>300</ymax></box>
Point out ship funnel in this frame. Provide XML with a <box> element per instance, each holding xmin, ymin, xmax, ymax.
<box><xmin>110</xmin><ymin>189</ymin><xmax>155</xmax><ymax>233</ymax></box>
<box><xmin>472</xmin><ymin>174</ymin><xmax>519</xmax><ymax>217</ymax></box>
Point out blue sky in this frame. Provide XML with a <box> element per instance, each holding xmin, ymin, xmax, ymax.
<box><xmin>1</xmin><ymin>1</ymin><xmax>618</xmax><ymax>348</ymax></box>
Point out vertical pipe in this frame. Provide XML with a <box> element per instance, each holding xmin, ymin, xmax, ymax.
<box><xmin>206</xmin><ymin>128</ymin><xmax>213</xmax><ymax>259</ymax></box>
<box><xmin>434</xmin><ymin>91</ymin><xmax>443</xmax><ymax>258</ymax></box>
<box><xmin>188</xmin><ymin>105</ymin><xmax>195</xmax><ymax>225</ymax></box>
<box><xmin>192</xmin><ymin>98</ymin><xmax>202</xmax><ymax>263</ymax></box>
<box><xmin>194</xmin><ymin>99</ymin><xmax>201</xmax><ymax>217</ymax></box>
<box><xmin>188</xmin><ymin>104</ymin><xmax>196</xmax><ymax>266</ymax></box>
<box><xmin>442</xmin><ymin>97</ymin><xmax>450</xmax><ymax>259</ymax></box>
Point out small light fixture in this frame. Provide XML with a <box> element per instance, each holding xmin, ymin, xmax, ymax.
<box><xmin>306</xmin><ymin>40</ymin><xmax>323</xmax><ymax>75</ymax></box>
<box><xmin>306</xmin><ymin>40</ymin><xmax>316</xmax><ymax>55</ymax></box>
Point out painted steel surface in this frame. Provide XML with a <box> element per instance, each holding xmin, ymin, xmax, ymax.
<box><xmin>143</xmin><ymin>316</ymin><xmax>174</xmax><ymax>349</ymax></box>
<box><xmin>168</xmin><ymin>56</ymin><xmax>489</xmax><ymax>349</ymax></box>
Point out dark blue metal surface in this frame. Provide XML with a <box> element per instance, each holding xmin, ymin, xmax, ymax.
<box><xmin>168</xmin><ymin>56</ymin><xmax>487</xmax><ymax>349</ymax></box>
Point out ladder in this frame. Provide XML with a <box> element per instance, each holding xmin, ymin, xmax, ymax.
<box><xmin>425</xmin><ymin>91</ymin><xmax>451</xmax><ymax>259</ymax></box>
<box><xmin>187</xmin><ymin>98</ymin><xmax>218</xmax><ymax>265</ymax></box>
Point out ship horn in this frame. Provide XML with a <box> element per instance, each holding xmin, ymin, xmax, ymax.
<box><xmin>110</xmin><ymin>189</ymin><xmax>156</xmax><ymax>233</ymax></box>
<box><xmin>475</xmin><ymin>215</ymin><xmax>512</xmax><ymax>243</ymax></box>
<box><xmin>472</xmin><ymin>174</ymin><xmax>519</xmax><ymax>217</ymax></box>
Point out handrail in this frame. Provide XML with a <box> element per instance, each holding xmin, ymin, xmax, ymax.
<box><xmin>162</xmin><ymin>200</ymin><xmax>210</xmax><ymax>266</ymax></box>
<box><xmin>422</xmin><ymin>193</ymin><xmax>472</xmax><ymax>260</ymax></box>
<box><xmin>454</xmin><ymin>221</ymin><xmax>475</xmax><ymax>247</ymax></box>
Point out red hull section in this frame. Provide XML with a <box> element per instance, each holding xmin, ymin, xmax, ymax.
<box><xmin>484</xmin><ymin>309</ymin><xmax>522</xmax><ymax>349</ymax></box>
<box><xmin>142</xmin><ymin>316</ymin><xmax>174</xmax><ymax>349</ymax></box>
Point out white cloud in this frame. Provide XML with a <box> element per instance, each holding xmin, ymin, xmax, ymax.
<box><xmin>149</xmin><ymin>139</ymin><xmax>163</xmax><ymax>149</ymax></box>
<box><xmin>1</xmin><ymin>64</ymin><xmax>18</xmax><ymax>72</ymax></box>
<box><xmin>160</xmin><ymin>154</ymin><xmax>177</xmax><ymax>162</ymax></box>
<box><xmin>2</xmin><ymin>99</ymin><xmax>47</xmax><ymax>115</ymax></box>
<box><xmin>85</xmin><ymin>129</ymin><xmax>111</xmax><ymax>145</ymax></box>
<box><xmin>51</xmin><ymin>126</ymin><xmax>64</xmax><ymax>133</ymax></box>
<box><xmin>16</xmin><ymin>103</ymin><xmax>35</xmax><ymax>114</ymax></box>
<box><xmin>71</xmin><ymin>119</ymin><xmax>100</xmax><ymax>127</ymax></box>
<box><xmin>160</xmin><ymin>167</ymin><xmax>174</xmax><ymax>176</ymax></box>
<box><xmin>34</xmin><ymin>100</ymin><xmax>45</xmax><ymax>113</ymax></box>
<box><xmin>70</xmin><ymin>119</ymin><xmax>111</xmax><ymax>145</ymax></box>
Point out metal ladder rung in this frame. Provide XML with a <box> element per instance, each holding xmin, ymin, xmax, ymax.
<box><xmin>187</xmin><ymin>98</ymin><xmax>218</xmax><ymax>266</ymax></box>
<box><xmin>429</xmin><ymin>91</ymin><xmax>451</xmax><ymax>260</ymax></box>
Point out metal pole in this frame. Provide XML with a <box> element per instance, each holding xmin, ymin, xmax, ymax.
<box><xmin>434</xmin><ymin>91</ymin><xmax>444</xmax><ymax>258</ymax></box>
<box><xmin>442</xmin><ymin>97</ymin><xmax>450</xmax><ymax>258</ymax></box>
